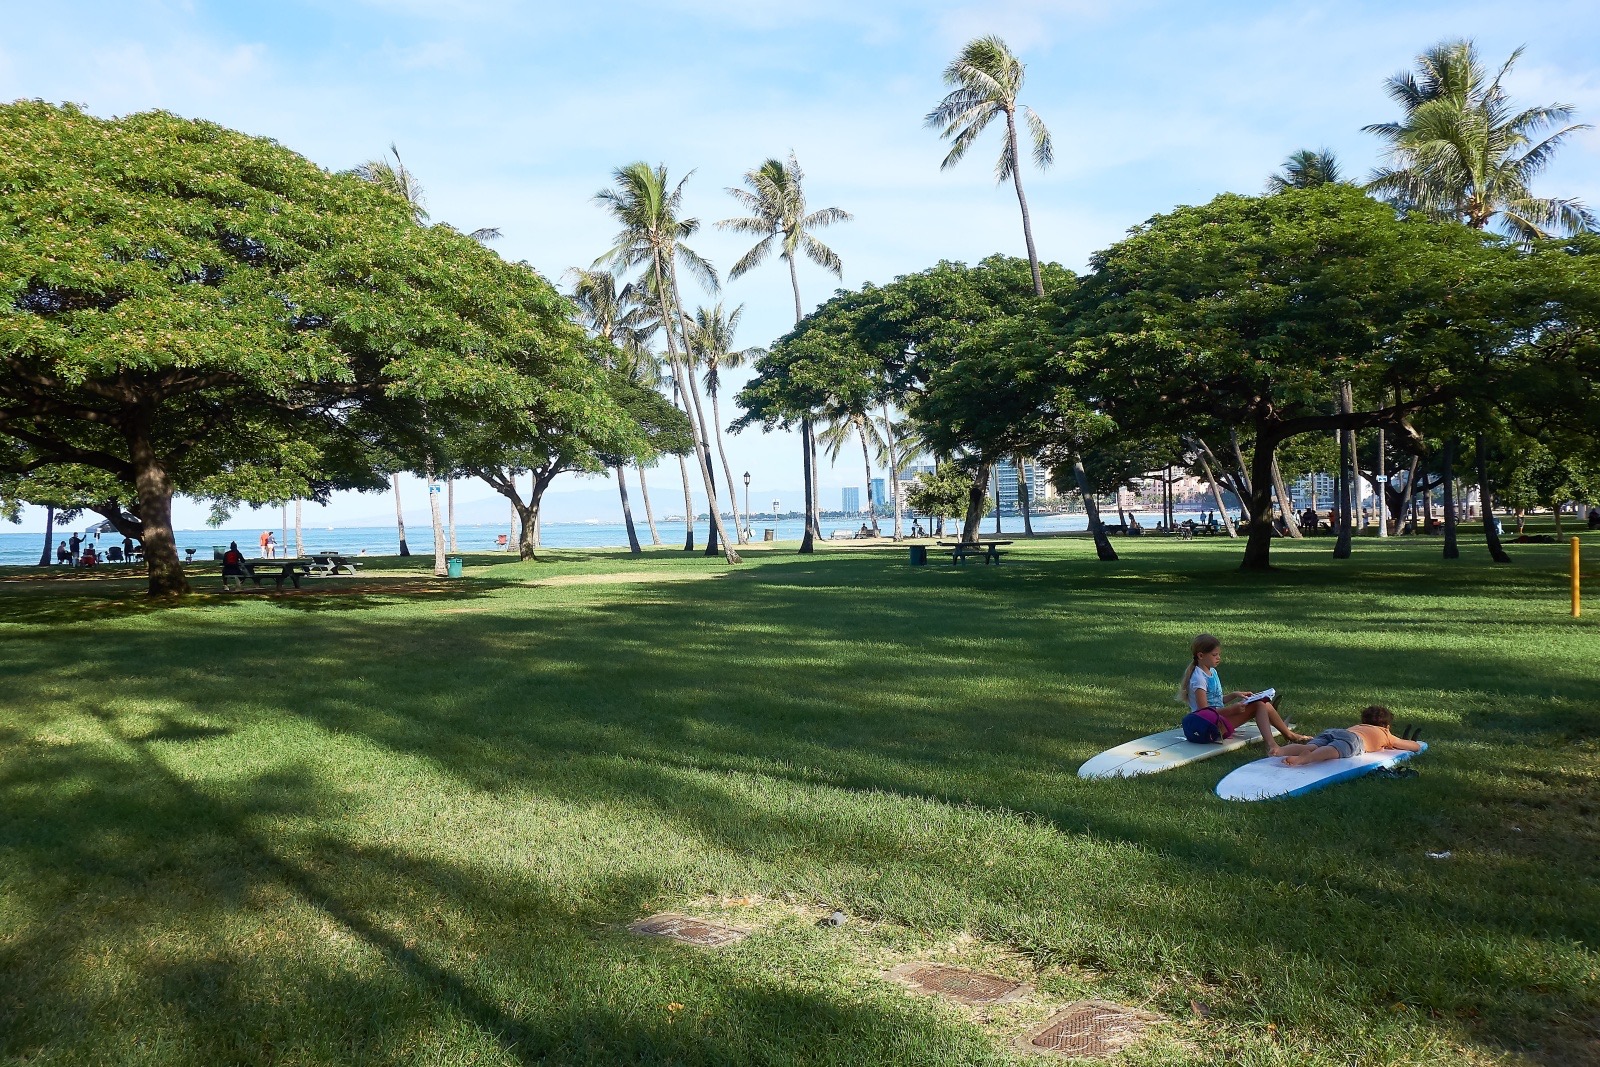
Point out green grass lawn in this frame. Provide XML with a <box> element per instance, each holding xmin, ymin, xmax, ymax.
<box><xmin>1</xmin><ymin>532</ymin><xmax>1596</xmax><ymax>1065</ymax></box>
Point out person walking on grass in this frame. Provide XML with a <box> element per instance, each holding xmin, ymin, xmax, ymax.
<box><xmin>1179</xmin><ymin>633</ymin><xmax>1308</xmax><ymax>756</ymax></box>
<box><xmin>1276</xmin><ymin>705</ymin><xmax>1422</xmax><ymax>766</ymax></box>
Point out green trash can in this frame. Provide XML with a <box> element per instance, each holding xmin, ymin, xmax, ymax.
<box><xmin>446</xmin><ymin>557</ymin><xmax>463</xmax><ymax>578</ymax></box>
<box><xmin>908</xmin><ymin>545</ymin><xmax>928</xmax><ymax>566</ymax></box>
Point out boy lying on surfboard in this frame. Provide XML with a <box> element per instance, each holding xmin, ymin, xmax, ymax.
<box><xmin>1276</xmin><ymin>705</ymin><xmax>1421</xmax><ymax>766</ymax></box>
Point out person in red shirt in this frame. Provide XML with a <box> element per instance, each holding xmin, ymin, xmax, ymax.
<box><xmin>222</xmin><ymin>541</ymin><xmax>247</xmax><ymax>591</ymax></box>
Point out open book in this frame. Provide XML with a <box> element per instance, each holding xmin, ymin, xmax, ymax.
<box><xmin>1227</xmin><ymin>688</ymin><xmax>1275</xmax><ymax>707</ymax></box>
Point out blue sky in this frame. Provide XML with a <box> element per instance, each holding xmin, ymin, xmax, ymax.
<box><xmin>3</xmin><ymin>0</ymin><xmax>1598</xmax><ymax>528</ymax></box>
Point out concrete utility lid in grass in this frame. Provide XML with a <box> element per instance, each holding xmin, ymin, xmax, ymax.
<box><xmin>885</xmin><ymin>962</ymin><xmax>1031</xmax><ymax>1006</ymax></box>
<box><xmin>1016</xmin><ymin>1000</ymin><xmax>1161</xmax><ymax>1059</ymax></box>
<box><xmin>627</xmin><ymin>913</ymin><xmax>748</xmax><ymax>947</ymax></box>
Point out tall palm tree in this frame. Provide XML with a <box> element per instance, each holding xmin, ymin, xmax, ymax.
<box><xmin>1364</xmin><ymin>40</ymin><xmax>1594</xmax><ymax>239</ymax></box>
<box><xmin>925</xmin><ymin>35</ymin><xmax>1052</xmax><ymax>297</ymax></box>
<box><xmin>687</xmin><ymin>302</ymin><xmax>762</xmax><ymax>543</ymax></box>
<box><xmin>568</xmin><ymin>267</ymin><xmax>659</xmax><ymax>554</ymax></box>
<box><xmin>717</xmin><ymin>153</ymin><xmax>851</xmax><ymax>554</ymax></box>
<box><xmin>1365</xmin><ymin>40</ymin><xmax>1593</xmax><ymax>560</ymax></box>
<box><xmin>354</xmin><ymin>144</ymin><xmax>500</xmax><ymax>570</ymax></box>
<box><xmin>595</xmin><ymin>162</ymin><xmax>740</xmax><ymax>563</ymax></box>
<box><xmin>1266</xmin><ymin>148</ymin><xmax>1344</xmax><ymax>192</ymax></box>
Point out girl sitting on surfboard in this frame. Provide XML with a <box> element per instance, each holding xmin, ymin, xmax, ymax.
<box><xmin>1180</xmin><ymin>633</ymin><xmax>1308</xmax><ymax>756</ymax></box>
<box><xmin>1276</xmin><ymin>705</ymin><xmax>1422</xmax><ymax>766</ymax></box>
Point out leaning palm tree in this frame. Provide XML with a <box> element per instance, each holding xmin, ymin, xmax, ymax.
<box><xmin>595</xmin><ymin>162</ymin><xmax>740</xmax><ymax>564</ymax></box>
<box><xmin>1266</xmin><ymin>148</ymin><xmax>1344</xmax><ymax>192</ymax></box>
<box><xmin>1364</xmin><ymin>40</ymin><xmax>1594</xmax><ymax>239</ymax></box>
<box><xmin>717</xmin><ymin>153</ymin><xmax>851</xmax><ymax>553</ymax></box>
<box><xmin>568</xmin><ymin>267</ymin><xmax>660</xmax><ymax>554</ymax></box>
<box><xmin>686</xmin><ymin>303</ymin><xmax>763</xmax><ymax>543</ymax></box>
<box><xmin>926</xmin><ymin>35</ymin><xmax>1052</xmax><ymax>297</ymax></box>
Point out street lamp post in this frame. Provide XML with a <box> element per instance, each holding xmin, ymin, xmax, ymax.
<box><xmin>742</xmin><ymin>472</ymin><xmax>751</xmax><ymax>542</ymax></box>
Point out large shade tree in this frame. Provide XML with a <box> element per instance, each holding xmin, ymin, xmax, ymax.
<box><xmin>0</xmin><ymin>102</ymin><xmax>603</xmax><ymax>594</ymax></box>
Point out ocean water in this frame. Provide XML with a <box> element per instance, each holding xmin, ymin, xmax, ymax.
<box><xmin>0</xmin><ymin>508</ymin><xmax>1203</xmax><ymax>567</ymax></box>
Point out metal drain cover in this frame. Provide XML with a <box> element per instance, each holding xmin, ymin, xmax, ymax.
<box><xmin>885</xmin><ymin>962</ymin><xmax>1030</xmax><ymax>1005</ymax></box>
<box><xmin>628</xmin><ymin>913</ymin><xmax>748</xmax><ymax>946</ymax></box>
<box><xmin>1017</xmin><ymin>1000</ymin><xmax>1160</xmax><ymax>1058</ymax></box>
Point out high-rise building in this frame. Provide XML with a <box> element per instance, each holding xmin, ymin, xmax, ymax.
<box><xmin>994</xmin><ymin>459</ymin><xmax>1046</xmax><ymax>514</ymax></box>
<box><xmin>841</xmin><ymin>486</ymin><xmax>860</xmax><ymax>513</ymax></box>
<box><xmin>870</xmin><ymin>478</ymin><xmax>886</xmax><ymax>509</ymax></box>
<box><xmin>1292</xmin><ymin>473</ymin><xmax>1337</xmax><ymax>510</ymax></box>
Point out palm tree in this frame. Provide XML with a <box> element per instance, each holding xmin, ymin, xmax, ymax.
<box><xmin>1266</xmin><ymin>148</ymin><xmax>1344</xmax><ymax>192</ymax></box>
<box><xmin>354</xmin><ymin>143</ymin><xmax>500</xmax><ymax>571</ymax></box>
<box><xmin>1364</xmin><ymin>40</ymin><xmax>1594</xmax><ymax>239</ymax></box>
<box><xmin>717</xmin><ymin>153</ymin><xmax>851</xmax><ymax>554</ymax></box>
<box><xmin>926</xmin><ymin>35</ymin><xmax>1052</xmax><ymax>297</ymax></box>
<box><xmin>686</xmin><ymin>303</ymin><xmax>763</xmax><ymax>543</ymax></box>
<box><xmin>820</xmin><ymin>410</ymin><xmax>884</xmax><ymax>534</ymax></box>
<box><xmin>595</xmin><ymin>162</ymin><xmax>740</xmax><ymax>564</ymax></box>
<box><xmin>568</xmin><ymin>267</ymin><xmax>659</xmax><ymax>554</ymax></box>
<box><xmin>1365</xmin><ymin>40</ymin><xmax>1593</xmax><ymax>560</ymax></box>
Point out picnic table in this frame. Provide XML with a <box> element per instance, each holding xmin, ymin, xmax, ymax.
<box><xmin>937</xmin><ymin>539</ymin><xmax>1013</xmax><ymax>565</ymax></box>
<box><xmin>308</xmin><ymin>551</ymin><xmax>362</xmax><ymax>576</ymax></box>
<box><xmin>232</xmin><ymin>559</ymin><xmax>309</xmax><ymax>590</ymax></box>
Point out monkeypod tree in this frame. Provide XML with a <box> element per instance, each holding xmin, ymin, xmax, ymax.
<box><xmin>1063</xmin><ymin>186</ymin><xmax>1534</xmax><ymax>569</ymax></box>
<box><xmin>0</xmin><ymin>102</ymin><xmax>599</xmax><ymax>594</ymax></box>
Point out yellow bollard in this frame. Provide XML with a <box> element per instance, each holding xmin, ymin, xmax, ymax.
<box><xmin>1573</xmin><ymin>536</ymin><xmax>1582</xmax><ymax>618</ymax></box>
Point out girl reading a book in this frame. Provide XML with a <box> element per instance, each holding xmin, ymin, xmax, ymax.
<box><xmin>1179</xmin><ymin>633</ymin><xmax>1308</xmax><ymax>755</ymax></box>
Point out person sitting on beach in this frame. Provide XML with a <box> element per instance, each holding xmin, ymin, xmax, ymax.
<box><xmin>79</xmin><ymin>546</ymin><xmax>99</xmax><ymax>567</ymax></box>
<box><xmin>858</xmin><ymin>523</ymin><xmax>873</xmax><ymax>538</ymax></box>
<box><xmin>56</xmin><ymin>540</ymin><xmax>71</xmax><ymax>564</ymax></box>
<box><xmin>1180</xmin><ymin>633</ymin><xmax>1308</xmax><ymax>756</ymax></box>
<box><xmin>1300</xmin><ymin>508</ymin><xmax>1319</xmax><ymax>532</ymax></box>
<box><xmin>1276</xmin><ymin>705</ymin><xmax>1421</xmax><ymax>766</ymax></box>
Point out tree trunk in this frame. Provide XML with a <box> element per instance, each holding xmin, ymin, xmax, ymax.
<box><xmin>1477</xmin><ymin>433</ymin><xmax>1511</xmax><ymax>563</ymax></box>
<box><xmin>1230</xmin><ymin>430</ymin><xmax>1254</xmax><ymax>523</ymax></box>
<box><xmin>1070</xmin><ymin>454</ymin><xmax>1117</xmax><ymax>561</ymax></box>
<box><xmin>856</xmin><ymin>418</ymin><xmax>878</xmax><ymax>534</ymax></box>
<box><xmin>38</xmin><ymin>505</ymin><xmax>54</xmax><ymax>566</ymax></box>
<box><xmin>1004</xmin><ymin>110</ymin><xmax>1046</xmax><ymax>298</ymax></box>
<box><xmin>427</xmin><ymin>468</ymin><xmax>447</xmax><ymax>576</ymax></box>
<box><xmin>1239</xmin><ymin>429</ymin><xmax>1282</xmax><ymax>570</ymax></box>
<box><xmin>709</xmin><ymin>386</ymin><xmax>746</xmax><ymax>543</ymax></box>
<box><xmin>1195</xmin><ymin>452</ymin><xmax>1238</xmax><ymax>537</ymax></box>
<box><xmin>676</xmin><ymin>453</ymin><xmax>695</xmax><ymax>551</ymax></box>
<box><xmin>1271</xmin><ymin>456</ymin><xmax>1302</xmax><ymax>538</ymax></box>
<box><xmin>616</xmin><ymin>464</ymin><xmax>642</xmax><ymax>555</ymax></box>
<box><xmin>1442</xmin><ymin>439</ymin><xmax>1460</xmax><ymax>559</ymax></box>
<box><xmin>883</xmin><ymin>401</ymin><xmax>903</xmax><ymax>540</ymax></box>
<box><xmin>993</xmin><ymin>467</ymin><xmax>1003</xmax><ymax>536</ymax></box>
<box><xmin>1552</xmin><ymin>496</ymin><xmax>1565</xmax><ymax>537</ymax></box>
<box><xmin>961</xmin><ymin>461</ymin><xmax>991</xmax><ymax>543</ymax></box>
<box><xmin>1019</xmin><ymin>460</ymin><xmax>1034</xmax><ymax>536</ymax></box>
<box><xmin>662</xmin><ymin>266</ymin><xmax>739</xmax><ymax>564</ymax></box>
<box><xmin>810</xmin><ymin>423</ymin><xmax>822</xmax><ymax>543</ymax></box>
<box><xmin>128</xmin><ymin>425</ymin><xmax>188</xmax><ymax>596</ymax></box>
<box><xmin>637</xmin><ymin>462</ymin><xmax>662</xmax><ymax>545</ymax></box>
<box><xmin>799</xmin><ymin>419</ymin><xmax>816</xmax><ymax>554</ymax></box>
<box><xmin>1375</xmin><ymin>429</ymin><xmax>1388</xmax><ymax>538</ymax></box>
<box><xmin>1333</xmin><ymin>384</ymin><xmax>1354</xmax><ymax>559</ymax></box>
<box><xmin>448</xmin><ymin>479</ymin><xmax>458</xmax><ymax>552</ymax></box>
<box><xmin>294</xmin><ymin>499</ymin><xmax>303</xmax><ymax>556</ymax></box>
<box><xmin>517</xmin><ymin>499</ymin><xmax>539</xmax><ymax>559</ymax></box>
<box><xmin>392</xmin><ymin>474</ymin><xmax>410</xmax><ymax>556</ymax></box>
<box><xmin>1393</xmin><ymin>457</ymin><xmax>1420</xmax><ymax>535</ymax></box>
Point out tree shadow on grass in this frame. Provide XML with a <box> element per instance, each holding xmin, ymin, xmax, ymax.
<box><xmin>0</xmin><ymin>712</ymin><xmax>1007</xmax><ymax>1066</ymax></box>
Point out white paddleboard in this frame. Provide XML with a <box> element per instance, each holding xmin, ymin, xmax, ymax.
<box><xmin>1078</xmin><ymin>722</ymin><xmax>1270</xmax><ymax>779</ymax></box>
<box><xmin>1216</xmin><ymin>742</ymin><xmax>1427</xmax><ymax>801</ymax></box>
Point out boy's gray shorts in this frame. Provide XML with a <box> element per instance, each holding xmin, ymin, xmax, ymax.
<box><xmin>1306</xmin><ymin>728</ymin><xmax>1361</xmax><ymax>759</ymax></box>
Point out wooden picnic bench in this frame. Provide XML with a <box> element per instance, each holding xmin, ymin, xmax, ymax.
<box><xmin>937</xmin><ymin>539</ymin><xmax>1013</xmax><ymax>565</ymax></box>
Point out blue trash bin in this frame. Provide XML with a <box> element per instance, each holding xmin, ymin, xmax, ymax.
<box><xmin>908</xmin><ymin>545</ymin><xmax>928</xmax><ymax>566</ymax></box>
<box><xmin>446</xmin><ymin>557</ymin><xmax>463</xmax><ymax>578</ymax></box>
